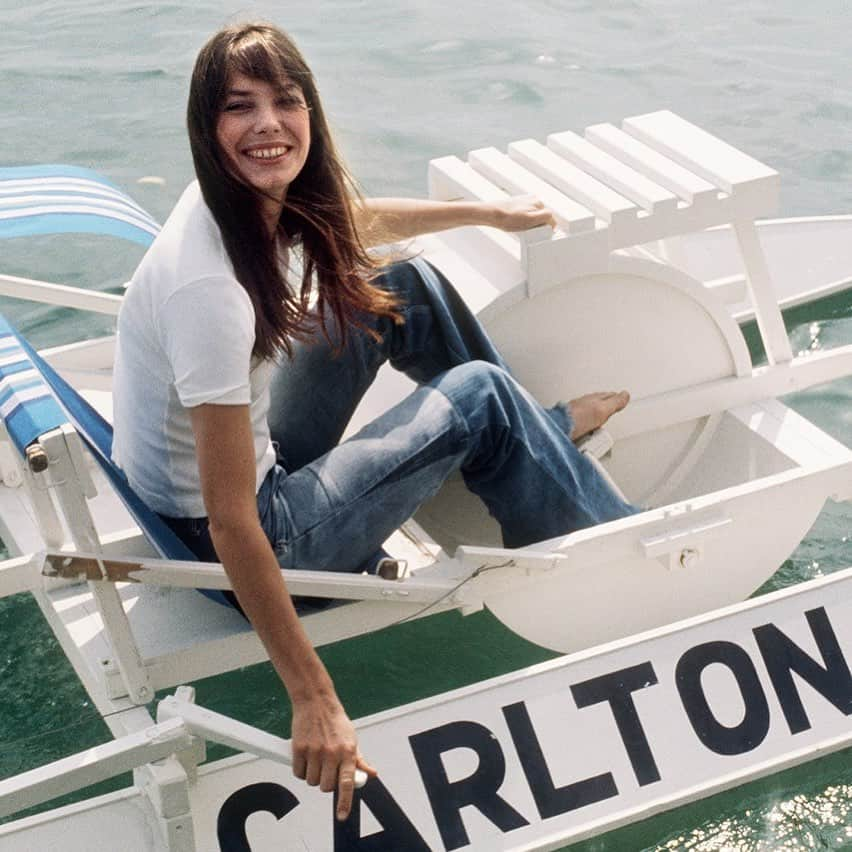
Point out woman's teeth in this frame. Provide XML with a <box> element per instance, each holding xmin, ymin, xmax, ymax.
<box><xmin>246</xmin><ymin>147</ymin><xmax>287</xmax><ymax>160</ymax></box>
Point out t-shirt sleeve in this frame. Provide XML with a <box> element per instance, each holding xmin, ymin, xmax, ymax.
<box><xmin>157</xmin><ymin>276</ymin><xmax>256</xmax><ymax>407</ymax></box>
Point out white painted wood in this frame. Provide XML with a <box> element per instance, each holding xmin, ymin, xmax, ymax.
<box><xmin>507</xmin><ymin>138</ymin><xmax>638</xmax><ymax>226</ymax></box>
<box><xmin>704</xmin><ymin>273</ymin><xmax>748</xmax><ymax>305</ymax></box>
<box><xmin>42</xmin><ymin>335</ymin><xmax>116</xmax><ymax>370</ymax></box>
<box><xmin>466</xmin><ymin>467</ymin><xmax>847</xmax><ymax>652</ymax></box>
<box><xmin>734</xmin><ymin>217</ymin><xmax>794</xmax><ymax>364</ymax></box>
<box><xmin>23</xmin><ymin>463</ymin><xmax>65</xmax><ymax>548</ymax></box>
<box><xmin>0</xmin><ymin>787</ymin><xmax>166</xmax><ymax>852</ymax></box>
<box><xmin>547</xmin><ymin>130</ymin><xmax>679</xmax><ymax>215</ymax></box>
<box><xmin>623</xmin><ymin>110</ymin><xmax>779</xmax><ymax>210</ymax></box>
<box><xmin>5</xmin><ymin>569</ymin><xmax>852</xmax><ymax>850</ymax></box>
<box><xmin>729</xmin><ymin>399</ymin><xmax>852</xmax><ymax>492</ymax></box>
<box><xmin>428</xmin><ymin>154</ymin><xmax>508</xmax><ymax>203</ymax></box>
<box><xmin>42</xmin><ymin>427</ymin><xmax>153</xmax><ymax>705</ymax></box>
<box><xmin>0</xmin><ymin>425</ymin><xmax>22</xmax><ymax>487</ymax></box>
<box><xmin>0</xmin><ymin>553</ymin><xmax>40</xmax><ymax>597</ymax></box>
<box><xmin>467</xmin><ymin>147</ymin><xmax>596</xmax><ymax>233</ymax></box>
<box><xmin>611</xmin><ymin>343</ymin><xmax>852</xmax><ymax>441</ymax></box>
<box><xmin>0</xmin><ymin>273</ymin><xmax>122</xmax><ymax>315</ymax></box>
<box><xmin>0</xmin><ymin>717</ymin><xmax>194</xmax><ymax>819</ymax></box>
<box><xmin>157</xmin><ymin>696</ymin><xmax>367</xmax><ymax>787</ymax></box>
<box><xmin>41</xmin><ymin>550</ymin><xmax>463</xmax><ymax>603</ymax></box>
<box><xmin>586</xmin><ymin>122</ymin><xmax>719</xmax><ymax>207</ymax></box>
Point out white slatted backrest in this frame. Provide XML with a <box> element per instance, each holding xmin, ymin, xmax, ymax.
<box><xmin>507</xmin><ymin>138</ymin><xmax>639</xmax><ymax>228</ymax></box>
<box><xmin>585</xmin><ymin>122</ymin><xmax>719</xmax><ymax>208</ymax></box>
<box><xmin>547</xmin><ymin>130</ymin><xmax>680</xmax><ymax>216</ymax></box>
<box><xmin>622</xmin><ymin>110</ymin><xmax>779</xmax><ymax>204</ymax></box>
<box><xmin>467</xmin><ymin>147</ymin><xmax>597</xmax><ymax>235</ymax></box>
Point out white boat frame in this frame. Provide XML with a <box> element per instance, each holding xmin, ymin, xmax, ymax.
<box><xmin>1</xmin><ymin>110</ymin><xmax>851</xmax><ymax>850</ymax></box>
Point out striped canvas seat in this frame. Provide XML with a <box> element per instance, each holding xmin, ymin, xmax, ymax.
<box><xmin>0</xmin><ymin>164</ymin><xmax>159</xmax><ymax>245</ymax></box>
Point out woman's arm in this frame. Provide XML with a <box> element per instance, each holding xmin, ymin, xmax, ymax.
<box><xmin>189</xmin><ymin>402</ymin><xmax>374</xmax><ymax>821</ymax></box>
<box><xmin>354</xmin><ymin>195</ymin><xmax>556</xmax><ymax>245</ymax></box>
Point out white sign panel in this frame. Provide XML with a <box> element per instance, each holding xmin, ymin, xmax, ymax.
<box><xmin>195</xmin><ymin>568</ymin><xmax>852</xmax><ymax>851</ymax></box>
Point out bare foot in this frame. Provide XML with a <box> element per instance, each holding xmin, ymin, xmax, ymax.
<box><xmin>569</xmin><ymin>391</ymin><xmax>630</xmax><ymax>441</ymax></box>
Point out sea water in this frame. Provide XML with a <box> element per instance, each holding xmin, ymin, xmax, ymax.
<box><xmin>1</xmin><ymin>1</ymin><xmax>851</xmax><ymax>848</ymax></box>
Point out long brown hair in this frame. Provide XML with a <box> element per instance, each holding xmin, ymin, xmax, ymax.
<box><xmin>187</xmin><ymin>22</ymin><xmax>399</xmax><ymax>360</ymax></box>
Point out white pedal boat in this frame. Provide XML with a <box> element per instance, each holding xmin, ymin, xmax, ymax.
<box><xmin>0</xmin><ymin>110</ymin><xmax>850</xmax><ymax>851</ymax></box>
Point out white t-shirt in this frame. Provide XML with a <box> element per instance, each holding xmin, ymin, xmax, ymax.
<box><xmin>112</xmin><ymin>182</ymin><xmax>276</xmax><ymax>517</ymax></box>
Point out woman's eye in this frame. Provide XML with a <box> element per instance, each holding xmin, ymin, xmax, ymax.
<box><xmin>223</xmin><ymin>101</ymin><xmax>250</xmax><ymax>112</ymax></box>
<box><xmin>277</xmin><ymin>96</ymin><xmax>306</xmax><ymax>111</ymax></box>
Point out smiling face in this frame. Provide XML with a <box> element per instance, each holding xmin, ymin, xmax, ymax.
<box><xmin>216</xmin><ymin>72</ymin><xmax>311</xmax><ymax>210</ymax></box>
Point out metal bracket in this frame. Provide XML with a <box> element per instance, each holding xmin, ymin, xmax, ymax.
<box><xmin>640</xmin><ymin>512</ymin><xmax>733</xmax><ymax>570</ymax></box>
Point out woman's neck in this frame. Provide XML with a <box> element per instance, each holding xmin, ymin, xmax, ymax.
<box><xmin>261</xmin><ymin>196</ymin><xmax>284</xmax><ymax>237</ymax></box>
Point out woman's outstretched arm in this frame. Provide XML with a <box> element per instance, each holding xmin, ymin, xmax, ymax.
<box><xmin>189</xmin><ymin>402</ymin><xmax>375</xmax><ymax>821</ymax></box>
<box><xmin>354</xmin><ymin>195</ymin><xmax>556</xmax><ymax>245</ymax></box>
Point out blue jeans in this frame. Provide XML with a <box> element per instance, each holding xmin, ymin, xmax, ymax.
<box><xmin>163</xmin><ymin>258</ymin><xmax>634</xmax><ymax>575</ymax></box>
<box><xmin>254</xmin><ymin>257</ymin><xmax>634</xmax><ymax>572</ymax></box>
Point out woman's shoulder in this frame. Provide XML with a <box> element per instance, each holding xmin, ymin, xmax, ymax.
<box><xmin>129</xmin><ymin>182</ymin><xmax>237</xmax><ymax>302</ymax></box>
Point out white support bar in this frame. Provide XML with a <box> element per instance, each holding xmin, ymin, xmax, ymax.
<box><xmin>455</xmin><ymin>545</ymin><xmax>568</xmax><ymax>576</ymax></box>
<box><xmin>0</xmin><ymin>717</ymin><xmax>194</xmax><ymax>819</ymax></box>
<box><xmin>24</xmin><ymin>462</ymin><xmax>66</xmax><ymax>549</ymax></box>
<box><xmin>547</xmin><ymin>130</ymin><xmax>679</xmax><ymax>215</ymax></box>
<box><xmin>507</xmin><ymin>138</ymin><xmax>638</xmax><ymax>227</ymax></box>
<box><xmin>0</xmin><ymin>273</ymin><xmax>122</xmax><ymax>316</ymax></box>
<box><xmin>585</xmin><ymin>122</ymin><xmax>719</xmax><ymax>207</ymax></box>
<box><xmin>611</xmin><ymin>344</ymin><xmax>852</xmax><ymax>442</ymax></box>
<box><xmin>157</xmin><ymin>697</ymin><xmax>367</xmax><ymax>788</ymax></box>
<box><xmin>623</xmin><ymin>110</ymin><xmax>779</xmax><ymax>206</ymax></box>
<box><xmin>41</xmin><ymin>427</ymin><xmax>153</xmax><ymax>705</ymax></box>
<box><xmin>40</xmin><ymin>551</ymin><xmax>464</xmax><ymax>604</ymax></box>
<box><xmin>0</xmin><ymin>553</ymin><xmax>41</xmax><ymax>598</ymax></box>
<box><xmin>734</xmin><ymin>218</ymin><xmax>794</xmax><ymax>364</ymax></box>
<box><xmin>467</xmin><ymin>147</ymin><xmax>597</xmax><ymax>234</ymax></box>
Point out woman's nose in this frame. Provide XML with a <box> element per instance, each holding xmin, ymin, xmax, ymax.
<box><xmin>255</xmin><ymin>101</ymin><xmax>282</xmax><ymax>132</ymax></box>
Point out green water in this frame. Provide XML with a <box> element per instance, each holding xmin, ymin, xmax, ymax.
<box><xmin>2</xmin><ymin>1</ymin><xmax>852</xmax><ymax>848</ymax></box>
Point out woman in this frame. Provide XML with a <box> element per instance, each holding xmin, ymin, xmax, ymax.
<box><xmin>111</xmin><ymin>22</ymin><xmax>634</xmax><ymax>821</ymax></box>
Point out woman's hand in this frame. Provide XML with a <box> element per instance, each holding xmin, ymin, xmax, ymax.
<box><xmin>291</xmin><ymin>694</ymin><xmax>378</xmax><ymax>821</ymax></box>
<box><xmin>190</xmin><ymin>403</ymin><xmax>377</xmax><ymax>820</ymax></box>
<box><xmin>487</xmin><ymin>195</ymin><xmax>557</xmax><ymax>232</ymax></box>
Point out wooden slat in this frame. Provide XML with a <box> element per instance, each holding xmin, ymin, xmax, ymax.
<box><xmin>427</xmin><ymin>155</ymin><xmax>520</xmax><ymax>263</ymax></box>
<box><xmin>547</xmin><ymin>130</ymin><xmax>679</xmax><ymax>216</ymax></box>
<box><xmin>507</xmin><ymin>138</ymin><xmax>638</xmax><ymax>227</ymax></box>
<box><xmin>586</xmin><ymin>122</ymin><xmax>719</xmax><ymax>206</ymax></box>
<box><xmin>622</xmin><ymin>110</ymin><xmax>778</xmax><ymax>197</ymax></box>
<box><xmin>0</xmin><ymin>273</ymin><xmax>122</xmax><ymax>316</ymax></box>
<box><xmin>0</xmin><ymin>717</ymin><xmax>193</xmax><ymax>819</ymax></box>
<box><xmin>467</xmin><ymin>147</ymin><xmax>596</xmax><ymax>234</ymax></box>
<box><xmin>428</xmin><ymin>154</ymin><xmax>507</xmax><ymax>202</ymax></box>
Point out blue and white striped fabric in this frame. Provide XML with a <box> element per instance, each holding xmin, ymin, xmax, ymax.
<box><xmin>0</xmin><ymin>164</ymin><xmax>160</xmax><ymax>246</ymax></box>
<box><xmin>1</xmin><ymin>310</ymin><xmax>229</xmax><ymax>603</ymax></box>
<box><xmin>0</xmin><ymin>170</ymin><xmax>237</xmax><ymax>609</ymax></box>
<box><xmin>0</xmin><ymin>315</ymin><xmax>67</xmax><ymax>454</ymax></box>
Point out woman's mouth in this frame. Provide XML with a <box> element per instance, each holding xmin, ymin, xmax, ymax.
<box><xmin>244</xmin><ymin>145</ymin><xmax>290</xmax><ymax>161</ymax></box>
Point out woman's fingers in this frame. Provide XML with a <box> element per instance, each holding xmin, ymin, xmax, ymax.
<box><xmin>305</xmin><ymin>751</ymin><xmax>323</xmax><ymax>787</ymax></box>
<box><xmin>291</xmin><ymin>744</ymin><xmax>307</xmax><ymax>779</ymax></box>
<box><xmin>492</xmin><ymin>195</ymin><xmax>557</xmax><ymax>231</ymax></box>
<box><xmin>335</xmin><ymin>756</ymin><xmax>358</xmax><ymax>821</ymax></box>
<box><xmin>336</xmin><ymin>752</ymin><xmax>378</xmax><ymax>821</ymax></box>
<box><xmin>290</xmin><ymin>703</ymin><xmax>376</xmax><ymax>821</ymax></box>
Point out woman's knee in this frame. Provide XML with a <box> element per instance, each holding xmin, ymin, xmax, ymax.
<box><xmin>431</xmin><ymin>360</ymin><xmax>514</xmax><ymax>410</ymax></box>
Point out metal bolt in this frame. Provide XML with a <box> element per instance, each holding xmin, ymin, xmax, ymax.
<box><xmin>679</xmin><ymin>548</ymin><xmax>699</xmax><ymax>570</ymax></box>
<box><xmin>25</xmin><ymin>444</ymin><xmax>49</xmax><ymax>473</ymax></box>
